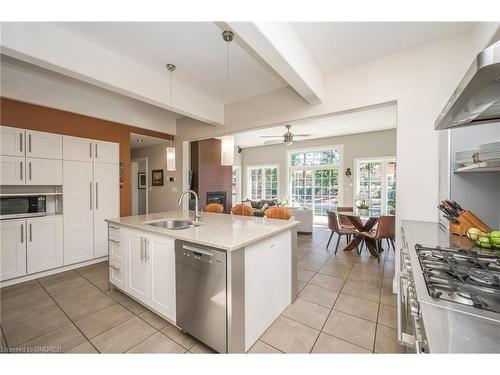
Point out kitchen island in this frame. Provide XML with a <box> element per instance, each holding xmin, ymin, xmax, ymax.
<box><xmin>106</xmin><ymin>210</ymin><xmax>298</xmax><ymax>353</ymax></box>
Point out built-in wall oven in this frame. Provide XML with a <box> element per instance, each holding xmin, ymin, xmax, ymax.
<box><xmin>0</xmin><ymin>195</ymin><xmax>46</xmax><ymax>220</ymax></box>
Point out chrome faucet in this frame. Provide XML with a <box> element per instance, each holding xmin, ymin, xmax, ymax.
<box><xmin>178</xmin><ymin>189</ymin><xmax>202</xmax><ymax>221</ymax></box>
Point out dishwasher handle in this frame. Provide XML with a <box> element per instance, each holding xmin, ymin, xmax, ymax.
<box><xmin>182</xmin><ymin>244</ymin><xmax>215</xmax><ymax>257</ymax></box>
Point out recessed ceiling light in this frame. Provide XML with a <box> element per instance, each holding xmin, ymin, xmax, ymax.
<box><xmin>137</xmin><ymin>139</ymin><xmax>144</xmax><ymax>143</ymax></box>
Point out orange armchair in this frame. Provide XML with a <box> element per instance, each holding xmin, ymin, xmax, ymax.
<box><xmin>231</xmin><ymin>204</ymin><xmax>254</xmax><ymax>216</ymax></box>
<box><xmin>204</xmin><ymin>203</ymin><xmax>224</xmax><ymax>213</ymax></box>
<box><xmin>264</xmin><ymin>207</ymin><xmax>293</xmax><ymax>220</ymax></box>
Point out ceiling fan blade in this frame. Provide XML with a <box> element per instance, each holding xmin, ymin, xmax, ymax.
<box><xmin>263</xmin><ymin>140</ymin><xmax>283</xmax><ymax>145</ymax></box>
<box><xmin>293</xmin><ymin>134</ymin><xmax>315</xmax><ymax>137</ymax></box>
<box><xmin>260</xmin><ymin>135</ymin><xmax>284</xmax><ymax>138</ymax></box>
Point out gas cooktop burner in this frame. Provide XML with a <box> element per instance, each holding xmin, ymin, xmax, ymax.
<box><xmin>416</xmin><ymin>244</ymin><xmax>500</xmax><ymax>313</ymax></box>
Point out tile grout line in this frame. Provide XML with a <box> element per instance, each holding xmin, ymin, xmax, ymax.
<box><xmin>31</xmin><ymin>279</ymin><xmax>101</xmax><ymax>353</ymax></box>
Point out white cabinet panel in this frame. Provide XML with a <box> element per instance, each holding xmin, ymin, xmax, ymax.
<box><xmin>26</xmin><ymin>130</ymin><xmax>62</xmax><ymax>159</ymax></box>
<box><xmin>147</xmin><ymin>234</ymin><xmax>176</xmax><ymax>321</ymax></box>
<box><xmin>0</xmin><ymin>126</ymin><xmax>25</xmax><ymax>157</ymax></box>
<box><xmin>63</xmin><ymin>135</ymin><xmax>93</xmax><ymax>162</ymax></box>
<box><xmin>26</xmin><ymin>158</ymin><xmax>62</xmax><ymax>185</ymax></box>
<box><xmin>93</xmin><ymin>162</ymin><xmax>119</xmax><ymax>258</ymax></box>
<box><xmin>63</xmin><ymin>160</ymin><xmax>94</xmax><ymax>265</ymax></box>
<box><xmin>27</xmin><ymin>216</ymin><xmax>63</xmax><ymax>274</ymax></box>
<box><xmin>0</xmin><ymin>156</ymin><xmax>25</xmax><ymax>185</ymax></box>
<box><xmin>0</xmin><ymin>219</ymin><xmax>27</xmax><ymax>281</ymax></box>
<box><xmin>94</xmin><ymin>141</ymin><xmax>119</xmax><ymax>163</ymax></box>
<box><xmin>125</xmin><ymin>229</ymin><xmax>148</xmax><ymax>303</ymax></box>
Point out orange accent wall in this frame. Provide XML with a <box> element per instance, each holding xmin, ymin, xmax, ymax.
<box><xmin>0</xmin><ymin>98</ymin><xmax>174</xmax><ymax>216</ymax></box>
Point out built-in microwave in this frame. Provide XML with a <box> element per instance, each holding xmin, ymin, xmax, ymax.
<box><xmin>0</xmin><ymin>196</ymin><xmax>46</xmax><ymax>220</ymax></box>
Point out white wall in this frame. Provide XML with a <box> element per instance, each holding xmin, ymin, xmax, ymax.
<box><xmin>177</xmin><ymin>24</ymin><xmax>499</xmax><ymax>236</ymax></box>
<box><xmin>241</xmin><ymin>129</ymin><xmax>397</xmax><ymax>206</ymax></box>
<box><xmin>1</xmin><ymin>56</ymin><xmax>178</xmax><ymax>134</ymax></box>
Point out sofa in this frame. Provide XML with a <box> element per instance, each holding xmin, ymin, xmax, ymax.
<box><xmin>242</xmin><ymin>199</ymin><xmax>278</xmax><ymax>217</ymax></box>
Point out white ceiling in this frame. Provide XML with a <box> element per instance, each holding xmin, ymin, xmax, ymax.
<box><xmin>130</xmin><ymin>133</ymin><xmax>171</xmax><ymax>150</ymax></box>
<box><xmin>54</xmin><ymin>22</ymin><xmax>287</xmax><ymax>104</ymax></box>
<box><xmin>291</xmin><ymin>22</ymin><xmax>474</xmax><ymax>73</ymax></box>
<box><xmin>233</xmin><ymin>104</ymin><xmax>396</xmax><ymax>149</ymax></box>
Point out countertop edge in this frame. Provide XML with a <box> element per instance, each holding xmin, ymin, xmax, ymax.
<box><xmin>105</xmin><ymin>217</ymin><xmax>299</xmax><ymax>251</ymax></box>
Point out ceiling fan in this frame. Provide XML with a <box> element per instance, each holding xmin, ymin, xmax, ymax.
<box><xmin>260</xmin><ymin>125</ymin><xmax>315</xmax><ymax>145</ymax></box>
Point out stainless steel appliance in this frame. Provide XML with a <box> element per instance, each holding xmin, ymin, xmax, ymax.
<box><xmin>175</xmin><ymin>241</ymin><xmax>227</xmax><ymax>353</ymax></box>
<box><xmin>415</xmin><ymin>244</ymin><xmax>500</xmax><ymax>313</ymax></box>
<box><xmin>0</xmin><ymin>195</ymin><xmax>46</xmax><ymax>220</ymax></box>
<box><xmin>435</xmin><ymin>40</ymin><xmax>500</xmax><ymax>130</ymax></box>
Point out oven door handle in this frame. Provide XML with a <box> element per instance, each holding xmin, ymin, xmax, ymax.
<box><xmin>397</xmin><ymin>273</ymin><xmax>415</xmax><ymax>348</ymax></box>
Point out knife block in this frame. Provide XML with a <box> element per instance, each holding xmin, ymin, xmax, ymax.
<box><xmin>449</xmin><ymin>210</ymin><xmax>492</xmax><ymax>236</ymax></box>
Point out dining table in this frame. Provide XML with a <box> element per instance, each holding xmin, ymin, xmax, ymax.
<box><xmin>333</xmin><ymin>208</ymin><xmax>388</xmax><ymax>258</ymax></box>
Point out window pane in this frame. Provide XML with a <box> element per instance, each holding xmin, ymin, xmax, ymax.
<box><xmin>290</xmin><ymin>149</ymin><xmax>340</xmax><ymax>167</ymax></box>
<box><xmin>387</xmin><ymin>162</ymin><xmax>397</xmax><ymax>215</ymax></box>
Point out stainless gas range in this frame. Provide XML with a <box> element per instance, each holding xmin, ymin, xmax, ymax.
<box><xmin>399</xmin><ymin>221</ymin><xmax>500</xmax><ymax>353</ymax></box>
<box><xmin>415</xmin><ymin>245</ymin><xmax>500</xmax><ymax>313</ymax></box>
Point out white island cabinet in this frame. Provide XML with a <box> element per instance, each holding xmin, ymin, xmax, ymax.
<box><xmin>106</xmin><ymin>210</ymin><xmax>298</xmax><ymax>353</ymax></box>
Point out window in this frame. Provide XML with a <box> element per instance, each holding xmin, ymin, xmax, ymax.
<box><xmin>356</xmin><ymin>158</ymin><xmax>396</xmax><ymax>216</ymax></box>
<box><xmin>288</xmin><ymin>147</ymin><xmax>342</xmax><ymax>223</ymax></box>
<box><xmin>247</xmin><ymin>165</ymin><xmax>278</xmax><ymax>200</ymax></box>
<box><xmin>232</xmin><ymin>166</ymin><xmax>241</xmax><ymax>204</ymax></box>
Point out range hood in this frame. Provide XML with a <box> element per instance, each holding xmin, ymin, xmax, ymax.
<box><xmin>435</xmin><ymin>40</ymin><xmax>500</xmax><ymax>130</ymax></box>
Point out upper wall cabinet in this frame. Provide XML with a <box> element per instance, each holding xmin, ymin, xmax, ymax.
<box><xmin>26</xmin><ymin>130</ymin><xmax>62</xmax><ymax>159</ymax></box>
<box><xmin>63</xmin><ymin>135</ymin><xmax>93</xmax><ymax>162</ymax></box>
<box><xmin>63</xmin><ymin>136</ymin><xmax>119</xmax><ymax>163</ymax></box>
<box><xmin>0</xmin><ymin>126</ymin><xmax>25</xmax><ymax>157</ymax></box>
<box><xmin>94</xmin><ymin>140</ymin><xmax>119</xmax><ymax>164</ymax></box>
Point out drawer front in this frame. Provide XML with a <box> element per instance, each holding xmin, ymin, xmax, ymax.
<box><xmin>109</xmin><ymin>261</ymin><xmax>126</xmax><ymax>289</ymax></box>
<box><xmin>108</xmin><ymin>237</ymin><xmax>125</xmax><ymax>265</ymax></box>
<box><xmin>108</xmin><ymin>223</ymin><xmax>125</xmax><ymax>241</ymax></box>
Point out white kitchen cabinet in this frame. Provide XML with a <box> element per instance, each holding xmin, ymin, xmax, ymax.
<box><xmin>26</xmin><ymin>216</ymin><xmax>63</xmax><ymax>274</ymax></box>
<box><xmin>93</xmin><ymin>162</ymin><xmax>120</xmax><ymax>258</ymax></box>
<box><xmin>63</xmin><ymin>135</ymin><xmax>93</xmax><ymax>162</ymax></box>
<box><xmin>147</xmin><ymin>234</ymin><xmax>176</xmax><ymax>321</ymax></box>
<box><xmin>94</xmin><ymin>140</ymin><xmax>119</xmax><ymax>163</ymax></box>
<box><xmin>0</xmin><ymin>126</ymin><xmax>25</xmax><ymax>157</ymax></box>
<box><xmin>63</xmin><ymin>160</ymin><xmax>94</xmax><ymax>265</ymax></box>
<box><xmin>26</xmin><ymin>158</ymin><xmax>63</xmax><ymax>185</ymax></box>
<box><xmin>0</xmin><ymin>156</ymin><xmax>25</xmax><ymax>185</ymax></box>
<box><xmin>125</xmin><ymin>229</ymin><xmax>149</xmax><ymax>303</ymax></box>
<box><xmin>0</xmin><ymin>219</ymin><xmax>27</xmax><ymax>281</ymax></box>
<box><xmin>26</xmin><ymin>130</ymin><xmax>62</xmax><ymax>159</ymax></box>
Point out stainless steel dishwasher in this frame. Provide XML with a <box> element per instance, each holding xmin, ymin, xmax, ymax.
<box><xmin>175</xmin><ymin>241</ymin><xmax>227</xmax><ymax>353</ymax></box>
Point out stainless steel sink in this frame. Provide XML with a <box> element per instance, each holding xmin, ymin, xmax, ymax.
<box><xmin>144</xmin><ymin>219</ymin><xmax>200</xmax><ymax>230</ymax></box>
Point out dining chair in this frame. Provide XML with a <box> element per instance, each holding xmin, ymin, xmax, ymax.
<box><xmin>326</xmin><ymin>211</ymin><xmax>358</xmax><ymax>255</ymax></box>
<box><xmin>336</xmin><ymin>206</ymin><xmax>356</xmax><ymax>239</ymax></box>
<box><xmin>359</xmin><ymin>215</ymin><xmax>395</xmax><ymax>257</ymax></box>
<box><xmin>204</xmin><ymin>203</ymin><xmax>224</xmax><ymax>213</ymax></box>
<box><xmin>230</xmin><ymin>204</ymin><xmax>254</xmax><ymax>216</ymax></box>
<box><xmin>264</xmin><ymin>207</ymin><xmax>293</xmax><ymax>220</ymax></box>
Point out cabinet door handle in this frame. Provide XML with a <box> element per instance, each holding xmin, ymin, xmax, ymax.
<box><xmin>109</xmin><ymin>238</ymin><xmax>120</xmax><ymax>244</ymax></box>
<box><xmin>145</xmin><ymin>238</ymin><xmax>150</xmax><ymax>260</ymax></box>
<box><xmin>95</xmin><ymin>182</ymin><xmax>99</xmax><ymax>209</ymax></box>
<box><xmin>20</xmin><ymin>133</ymin><xmax>23</xmax><ymax>152</ymax></box>
<box><xmin>90</xmin><ymin>182</ymin><xmax>93</xmax><ymax>210</ymax></box>
<box><xmin>95</xmin><ymin>143</ymin><xmax>98</xmax><ymax>159</ymax></box>
<box><xmin>28</xmin><ymin>133</ymin><xmax>32</xmax><ymax>153</ymax></box>
<box><xmin>29</xmin><ymin>223</ymin><xmax>32</xmax><ymax>242</ymax></box>
<box><xmin>29</xmin><ymin>162</ymin><xmax>32</xmax><ymax>180</ymax></box>
<box><xmin>109</xmin><ymin>264</ymin><xmax>120</xmax><ymax>272</ymax></box>
<box><xmin>20</xmin><ymin>161</ymin><xmax>23</xmax><ymax>181</ymax></box>
<box><xmin>109</xmin><ymin>225</ymin><xmax>120</xmax><ymax>230</ymax></box>
<box><xmin>89</xmin><ymin>142</ymin><xmax>92</xmax><ymax>158</ymax></box>
<box><xmin>20</xmin><ymin>223</ymin><xmax>24</xmax><ymax>243</ymax></box>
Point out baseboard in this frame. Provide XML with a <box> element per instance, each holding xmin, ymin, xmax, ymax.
<box><xmin>0</xmin><ymin>257</ymin><xmax>108</xmax><ymax>288</ymax></box>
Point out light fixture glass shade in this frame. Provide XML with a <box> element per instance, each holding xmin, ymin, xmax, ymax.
<box><xmin>220</xmin><ymin>135</ymin><xmax>234</xmax><ymax>166</ymax></box>
<box><xmin>166</xmin><ymin>146</ymin><xmax>176</xmax><ymax>171</ymax></box>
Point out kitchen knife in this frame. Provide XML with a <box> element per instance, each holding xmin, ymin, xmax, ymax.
<box><xmin>442</xmin><ymin>200</ymin><xmax>460</xmax><ymax>216</ymax></box>
<box><xmin>449</xmin><ymin>200</ymin><xmax>464</xmax><ymax>213</ymax></box>
<box><xmin>438</xmin><ymin>204</ymin><xmax>457</xmax><ymax>217</ymax></box>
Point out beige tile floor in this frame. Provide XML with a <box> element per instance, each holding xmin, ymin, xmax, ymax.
<box><xmin>0</xmin><ymin>226</ymin><xmax>405</xmax><ymax>354</ymax></box>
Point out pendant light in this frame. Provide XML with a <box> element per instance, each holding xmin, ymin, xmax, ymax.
<box><xmin>221</xmin><ymin>30</ymin><xmax>234</xmax><ymax>167</ymax></box>
<box><xmin>166</xmin><ymin>63</ymin><xmax>176</xmax><ymax>172</ymax></box>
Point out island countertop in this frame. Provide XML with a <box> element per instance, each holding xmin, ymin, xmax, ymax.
<box><xmin>106</xmin><ymin>210</ymin><xmax>299</xmax><ymax>251</ymax></box>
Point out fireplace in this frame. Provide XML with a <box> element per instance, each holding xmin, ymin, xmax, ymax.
<box><xmin>206</xmin><ymin>191</ymin><xmax>227</xmax><ymax>211</ymax></box>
